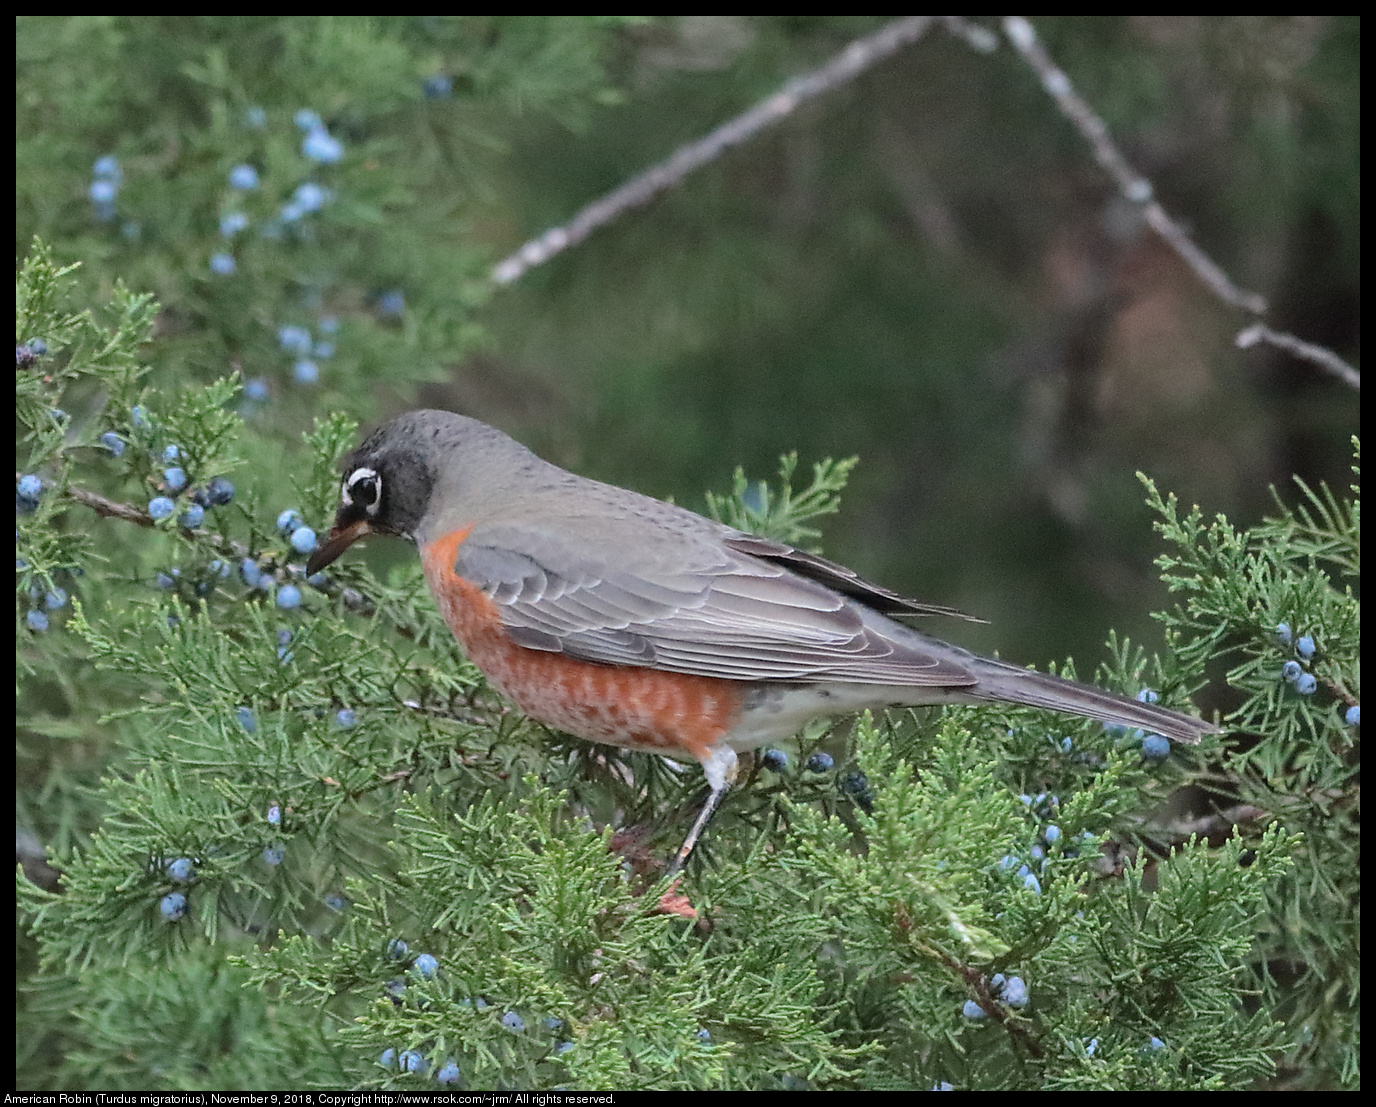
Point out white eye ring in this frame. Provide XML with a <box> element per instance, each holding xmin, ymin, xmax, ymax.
<box><xmin>342</xmin><ymin>467</ymin><xmax>381</xmax><ymax>514</ymax></box>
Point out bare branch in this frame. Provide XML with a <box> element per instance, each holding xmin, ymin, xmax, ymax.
<box><xmin>1002</xmin><ymin>17</ymin><xmax>1358</xmax><ymax>394</ymax></box>
<box><xmin>1237</xmin><ymin>324</ymin><xmax>1361</xmax><ymax>391</ymax></box>
<box><xmin>490</xmin><ymin>17</ymin><xmax>1354</xmax><ymax>393</ymax></box>
<box><xmin>1154</xmin><ymin>803</ymin><xmax>1271</xmax><ymax>842</ymax></box>
<box><xmin>65</xmin><ymin>483</ymin><xmax>156</xmax><ymax>526</ymax></box>
<box><xmin>491</xmin><ymin>17</ymin><xmax>938</xmax><ymax>286</ymax></box>
<box><xmin>1001</xmin><ymin>16</ymin><xmax>1268</xmax><ymax>316</ymax></box>
<box><xmin>60</xmin><ymin>483</ymin><xmax>378</xmax><ymax>614</ymax></box>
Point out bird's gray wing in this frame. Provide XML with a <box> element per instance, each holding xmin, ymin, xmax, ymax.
<box><xmin>720</xmin><ymin>534</ymin><xmax>985</xmax><ymax>622</ymax></box>
<box><xmin>451</xmin><ymin>515</ymin><xmax>976</xmax><ymax>686</ymax></box>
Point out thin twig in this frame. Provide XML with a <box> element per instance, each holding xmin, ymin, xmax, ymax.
<box><xmin>65</xmin><ymin>483</ymin><xmax>156</xmax><ymax>526</ymax></box>
<box><xmin>489</xmin><ymin>17</ymin><xmax>1355</xmax><ymax>390</ymax></box>
<box><xmin>60</xmin><ymin>483</ymin><xmax>377</xmax><ymax>614</ymax></box>
<box><xmin>1153</xmin><ymin>803</ymin><xmax>1271</xmax><ymax>842</ymax></box>
<box><xmin>491</xmin><ymin>17</ymin><xmax>938</xmax><ymax>285</ymax></box>
<box><xmin>1002</xmin><ymin>17</ymin><xmax>1358</xmax><ymax>391</ymax></box>
<box><xmin>1001</xmin><ymin>17</ymin><xmax>1267</xmax><ymax>315</ymax></box>
<box><xmin>1237</xmin><ymin>324</ymin><xmax>1360</xmax><ymax>391</ymax></box>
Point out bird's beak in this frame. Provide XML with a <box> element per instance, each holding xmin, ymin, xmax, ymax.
<box><xmin>307</xmin><ymin>517</ymin><xmax>373</xmax><ymax>575</ymax></box>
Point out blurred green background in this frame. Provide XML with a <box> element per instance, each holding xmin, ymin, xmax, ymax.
<box><xmin>18</xmin><ymin>15</ymin><xmax>1360</xmax><ymax>672</ymax></box>
<box><xmin>463</xmin><ymin>16</ymin><xmax>1360</xmax><ymax>673</ymax></box>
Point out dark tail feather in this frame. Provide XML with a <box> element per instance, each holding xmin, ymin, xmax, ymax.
<box><xmin>967</xmin><ymin>657</ymin><xmax>1214</xmax><ymax>745</ymax></box>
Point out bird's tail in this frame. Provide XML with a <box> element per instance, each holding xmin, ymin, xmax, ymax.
<box><xmin>963</xmin><ymin>655</ymin><xmax>1214</xmax><ymax>745</ymax></box>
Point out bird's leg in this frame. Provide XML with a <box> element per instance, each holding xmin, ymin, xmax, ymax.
<box><xmin>665</xmin><ymin>745</ymin><xmax>738</xmax><ymax>879</ymax></box>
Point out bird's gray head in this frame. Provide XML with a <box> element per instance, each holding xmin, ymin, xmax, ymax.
<box><xmin>306</xmin><ymin>410</ymin><xmax>538</xmax><ymax>574</ymax></box>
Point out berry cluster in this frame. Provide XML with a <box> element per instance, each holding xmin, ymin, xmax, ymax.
<box><xmin>756</xmin><ymin>747</ymin><xmax>873</xmax><ymax>812</ymax></box>
<box><xmin>16</xmin><ymin>336</ymin><xmax>47</xmax><ymax>369</ymax></box>
<box><xmin>205</xmin><ymin>108</ymin><xmax>418</xmax><ymax>405</ymax></box>
<box><xmin>238</xmin><ymin>317</ymin><xmax>342</xmax><ymax>411</ymax></box>
<box><xmin>89</xmin><ymin>155</ymin><xmax>123</xmax><ymax>223</ymax></box>
<box><xmin>962</xmin><ymin>971</ymin><xmax>1032</xmax><ymax>1019</ymax></box>
<box><xmin>997</xmin><ymin>794</ymin><xmax>1103</xmax><ymax>896</ymax></box>
<box><xmin>208</xmin><ymin>108</ymin><xmax>344</xmax><ymax>281</ymax></box>
<box><xmin>760</xmin><ymin>747</ymin><xmax>841</xmax><ymax>774</ymax></box>
<box><xmin>227</xmin><ymin>552</ymin><xmax>325</xmax><ymax>609</ymax></box>
<box><xmin>18</xmin><ymin>474</ymin><xmax>79</xmax><ymax>632</ymax></box>
<box><xmin>1275</xmin><ymin>623</ymin><xmax>1321</xmax><ymax>696</ymax></box>
<box><xmin>275</xmin><ymin>319</ymin><xmax>339</xmax><ymax>388</ymax></box>
<box><xmin>129</xmin><ymin>437</ymin><xmax>334</xmax><ymax>616</ymax></box>
<box><xmin>378</xmin><ymin>1049</ymin><xmax>462</xmax><ymax>1084</ymax></box>
<box><xmin>296</xmin><ymin>109</ymin><xmax>344</xmax><ymax>165</ymax></box>
<box><xmin>156</xmin><ymin>855</ymin><xmax>198</xmax><ymax>922</ymax></box>
<box><xmin>94</xmin><ymin>407</ymin><xmax>238</xmax><ymax>533</ymax></box>
<box><xmin>1095</xmin><ymin>690</ymin><xmax>1174</xmax><ymax>762</ymax></box>
<box><xmin>374</xmin><ymin>947</ymin><xmax>593</xmax><ymax>1083</ymax></box>
<box><xmin>998</xmin><ymin>850</ymin><xmax>1044</xmax><ymax>896</ymax></box>
<box><xmin>192</xmin><ymin>109</ymin><xmax>353</xmax><ymax>400</ymax></box>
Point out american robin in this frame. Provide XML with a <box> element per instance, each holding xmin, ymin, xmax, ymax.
<box><xmin>308</xmin><ymin>410</ymin><xmax>1215</xmax><ymax>873</ymax></box>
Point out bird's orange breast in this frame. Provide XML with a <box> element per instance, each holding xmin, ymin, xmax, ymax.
<box><xmin>420</xmin><ymin>527</ymin><xmax>743</xmax><ymax>764</ymax></box>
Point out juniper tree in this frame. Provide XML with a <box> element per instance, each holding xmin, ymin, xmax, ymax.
<box><xmin>16</xmin><ymin>17</ymin><xmax>1357</xmax><ymax>1091</ymax></box>
<box><xmin>19</xmin><ymin>242</ymin><xmax>1360</xmax><ymax>1089</ymax></box>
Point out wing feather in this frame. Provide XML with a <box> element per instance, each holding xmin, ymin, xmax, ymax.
<box><xmin>451</xmin><ymin>516</ymin><xmax>978</xmax><ymax>687</ymax></box>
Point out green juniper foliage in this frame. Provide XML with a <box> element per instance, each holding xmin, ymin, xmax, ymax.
<box><xmin>17</xmin><ymin>17</ymin><xmax>1357</xmax><ymax>1092</ymax></box>
<box><xmin>18</xmin><ymin>246</ymin><xmax>1358</xmax><ymax>1089</ymax></box>
<box><xmin>704</xmin><ymin>452</ymin><xmax>860</xmax><ymax>548</ymax></box>
<box><xmin>1139</xmin><ymin>456</ymin><xmax>1361</xmax><ymax>1088</ymax></box>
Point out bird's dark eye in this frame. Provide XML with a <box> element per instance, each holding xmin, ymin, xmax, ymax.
<box><xmin>342</xmin><ymin>467</ymin><xmax>382</xmax><ymax>515</ymax></box>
